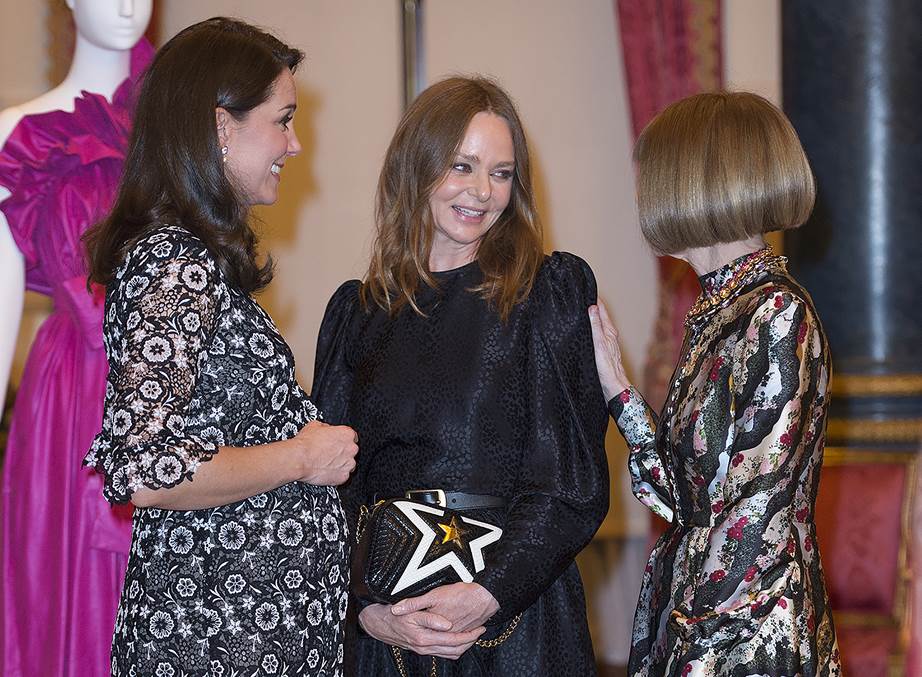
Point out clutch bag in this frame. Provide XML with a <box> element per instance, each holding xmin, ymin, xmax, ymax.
<box><xmin>352</xmin><ymin>498</ymin><xmax>503</xmax><ymax>604</ymax></box>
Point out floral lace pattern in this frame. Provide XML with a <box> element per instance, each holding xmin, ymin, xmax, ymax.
<box><xmin>85</xmin><ymin>225</ymin><xmax>347</xmax><ymax>676</ymax></box>
<box><xmin>609</xmin><ymin>256</ymin><xmax>840</xmax><ymax>676</ymax></box>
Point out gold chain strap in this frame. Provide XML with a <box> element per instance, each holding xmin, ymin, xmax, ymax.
<box><xmin>389</xmin><ymin>612</ymin><xmax>522</xmax><ymax>676</ymax></box>
<box><xmin>475</xmin><ymin>612</ymin><xmax>522</xmax><ymax>648</ymax></box>
<box><xmin>390</xmin><ymin>646</ymin><xmax>437</xmax><ymax>677</ymax></box>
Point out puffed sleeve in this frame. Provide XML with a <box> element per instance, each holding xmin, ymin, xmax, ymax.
<box><xmin>83</xmin><ymin>230</ymin><xmax>224</xmax><ymax>504</ymax></box>
<box><xmin>474</xmin><ymin>252</ymin><xmax>610</xmax><ymax>625</ymax></box>
<box><xmin>674</xmin><ymin>289</ymin><xmax>830</xmax><ymax>646</ymax></box>
<box><xmin>311</xmin><ymin>280</ymin><xmax>363</xmax><ymax>525</ymax></box>
<box><xmin>609</xmin><ymin>389</ymin><xmax>677</xmax><ymax>523</ymax></box>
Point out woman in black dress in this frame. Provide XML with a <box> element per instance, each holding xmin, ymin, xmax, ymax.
<box><xmin>83</xmin><ymin>19</ymin><xmax>358</xmax><ymax>676</ymax></box>
<box><xmin>588</xmin><ymin>92</ymin><xmax>840</xmax><ymax>675</ymax></box>
<box><xmin>312</xmin><ymin>77</ymin><xmax>610</xmax><ymax>675</ymax></box>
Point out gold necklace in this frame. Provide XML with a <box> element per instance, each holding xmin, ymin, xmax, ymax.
<box><xmin>684</xmin><ymin>247</ymin><xmax>774</xmax><ymax>326</ymax></box>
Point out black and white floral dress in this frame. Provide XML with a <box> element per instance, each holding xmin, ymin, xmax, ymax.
<box><xmin>84</xmin><ymin>225</ymin><xmax>348</xmax><ymax>677</ymax></box>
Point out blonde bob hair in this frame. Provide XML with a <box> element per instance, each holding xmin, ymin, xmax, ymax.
<box><xmin>362</xmin><ymin>76</ymin><xmax>544</xmax><ymax>321</ymax></box>
<box><xmin>634</xmin><ymin>91</ymin><xmax>815</xmax><ymax>255</ymax></box>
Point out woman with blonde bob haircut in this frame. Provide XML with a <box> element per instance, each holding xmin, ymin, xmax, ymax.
<box><xmin>313</xmin><ymin>76</ymin><xmax>610</xmax><ymax>675</ymax></box>
<box><xmin>590</xmin><ymin>91</ymin><xmax>841</xmax><ymax>676</ymax></box>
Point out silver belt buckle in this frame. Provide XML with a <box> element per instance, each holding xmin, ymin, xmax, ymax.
<box><xmin>405</xmin><ymin>488</ymin><xmax>446</xmax><ymax>507</ymax></box>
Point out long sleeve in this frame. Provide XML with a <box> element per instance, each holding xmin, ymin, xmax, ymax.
<box><xmin>84</xmin><ymin>231</ymin><xmax>225</xmax><ymax>503</ymax></box>
<box><xmin>673</xmin><ymin>290</ymin><xmax>829</xmax><ymax>647</ymax></box>
<box><xmin>311</xmin><ymin>280</ymin><xmax>364</xmax><ymax>528</ymax></box>
<box><xmin>474</xmin><ymin>253</ymin><xmax>610</xmax><ymax>625</ymax></box>
<box><xmin>609</xmin><ymin>388</ymin><xmax>676</xmax><ymax>522</ymax></box>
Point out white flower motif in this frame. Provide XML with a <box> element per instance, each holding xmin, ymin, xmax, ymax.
<box><xmin>224</xmin><ymin>573</ymin><xmax>246</xmax><ymax>595</ymax></box>
<box><xmin>154</xmin><ymin>455</ymin><xmax>183</xmax><ymax>485</ymax></box>
<box><xmin>166</xmin><ymin>414</ymin><xmax>185</xmax><ymax>435</ymax></box>
<box><xmin>277</xmin><ymin>518</ymin><xmax>303</xmax><ymax>547</ymax></box>
<box><xmin>218</xmin><ymin>522</ymin><xmax>246</xmax><ymax>550</ymax></box>
<box><xmin>138</xmin><ymin>380</ymin><xmax>163</xmax><ymax>400</ymax></box>
<box><xmin>329</xmin><ymin>564</ymin><xmax>341</xmax><ymax>584</ymax></box>
<box><xmin>149</xmin><ymin>610</ymin><xmax>174</xmax><ymax>639</ymax></box>
<box><xmin>127</xmin><ymin>311</ymin><xmax>142</xmax><ymax>330</ymax></box>
<box><xmin>321</xmin><ymin>514</ymin><xmax>340</xmax><ymax>541</ymax></box>
<box><xmin>306</xmin><ymin>600</ymin><xmax>323</xmax><ymax>626</ymax></box>
<box><xmin>306</xmin><ymin>649</ymin><xmax>320</xmax><ymax>669</ymax></box>
<box><xmin>201</xmin><ymin>608</ymin><xmax>222</xmax><ymax>637</ymax></box>
<box><xmin>175</xmin><ymin>577</ymin><xmax>196</xmax><ymax>597</ymax></box>
<box><xmin>154</xmin><ymin>662</ymin><xmax>175</xmax><ymax>677</ymax></box>
<box><xmin>210</xmin><ymin>660</ymin><xmax>225</xmax><ymax>676</ymax></box>
<box><xmin>270</xmin><ymin>384</ymin><xmax>288</xmax><ymax>410</ymax></box>
<box><xmin>142</xmin><ymin>336</ymin><xmax>173</xmax><ymax>363</ymax></box>
<box><xmin>112</xmin><ymin>409</ymin><xmax>133</xmax><ymax>436</ymax></box>
<box><xmin>199</xmin><ymin>426</ymin><xmax>225</xmax><ymax>446</ymax></box>
<box><xmin>254</xmin><ymin>602</ymin><xmax>280</xmax><ymax>631</ymax></box>
<box><xmin>124</xmin><ymin>275</ymin><xmax>151</xmax><ymax>299</ymax></box>
<box><xmin>168</xmin><ymin>527</ymin><xmax>194</xmax><ymax>555</ymax></box>
<box><xmin>283</xmin><ymin>569</ymin><xmax>303</xmax><ymax>590</ymax></box>
<box><xmin>247</xmin><ymin>333</ymin><xmax>273</xmax><ymax>359</ymax></box>
<box><xmin>281</xmin><ymin>422</ymin><xmax>298</xmax><ymax>439</ymax></box>
<box><xmin>261</xmin><ymin>653</ymin><xmax>279</xmax><ymax>674</ymax></box>
<box><xmin>180</xmin><ymin>263</ymin><xmax>208</xmax><ymax>291</ymax></box>
<box><xmin>152</xmin><ymin>241</ymin><xmax>172</xmax><ymax>258</ymax></box>
<box><xmin>181</xmin><ymin>312</ymin><xmax>201</xmax><ymax>333</ymax></box>
<box><xmin>248</xmin><ymin>494</ymin><xmax>268</xmax><ymax>509</ymax></box>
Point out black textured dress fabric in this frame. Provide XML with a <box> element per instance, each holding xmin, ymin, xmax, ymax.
<box><xmin>312</xmin><ymin>252</ymin><xmax>610</xmax><ymax>676</ymax></box>
<box><xmin>86</xmin><ymin>226</ymin><xmax>349</xmax><ymax>676</ymax></box>
<box><xmin>609</xmin><ymin>253</ymin><xmax>840</xmax><ymax>676</ymax></box>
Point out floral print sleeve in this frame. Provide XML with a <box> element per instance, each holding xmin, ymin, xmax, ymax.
<box><xmin>675</xmin><ymin>293</ymin><xmax>829</xmax><ymax>642</ymax></box>
<box><xmin>610</xmin><ymin>388</ymin><xmax>676</xmax><ymax>523</ymax></box>
<box><xmin>84</xmin><ymin>229</ymin><xmax>226</xmax><ymax>503</ymax></box>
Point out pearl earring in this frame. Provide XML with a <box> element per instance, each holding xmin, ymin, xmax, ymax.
<box><xmin>221</xmin><ymin>146</ymin><xmax>228</xmax><ymax>163</ymax></box>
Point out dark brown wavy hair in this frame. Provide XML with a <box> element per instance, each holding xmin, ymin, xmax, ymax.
<box><xmin>84</xmin><ymin>17</ymin><xmax>304</xmax><ymax>293</ymax></box>
<box><xmin>362</xmin><ymin>76</ymin><xmax>544</xmax><ymax>321</ymax></box>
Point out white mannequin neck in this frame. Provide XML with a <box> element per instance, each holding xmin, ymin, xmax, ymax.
<box><xmin>9</xmin><ymin>33</ymin><xmax>133</xmax><ymax>118</ymax></box>
<box><xmin>60</xmin><ymin>32</ymin><xmax>133</xmax><ymax>101</ymax></box>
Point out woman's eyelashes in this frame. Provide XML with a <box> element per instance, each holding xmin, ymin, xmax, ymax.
<box><xmin>279</xmin><ymin>114</ymin><xmax>293</xmax><ymax>129</ymax></box>
<box><xmin>450</xmin><ymin>161</ymin><xmax>514</xmax><ymax>181</ymax></box>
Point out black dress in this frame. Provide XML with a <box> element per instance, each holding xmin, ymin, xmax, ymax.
<box><xmin>85</xmin><ymin>225</ymin><xmax>349</xmax><ymax>676</ymax></box>
<box><xmin>312</xmin><ymin>252</ymin><xmax>609</xmax><ymax>676</ymax></box>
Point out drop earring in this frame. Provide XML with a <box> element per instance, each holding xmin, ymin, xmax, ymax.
<box><xmin>221</xmin><ymin>145</ymin><xmax>228</xmax><ymax>163</ymax></box>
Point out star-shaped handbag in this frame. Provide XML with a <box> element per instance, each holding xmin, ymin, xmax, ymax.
<box><xmin>352</xmin><ymin>498</ymin><xmax>503</xmax><ymax>604</ymax></box>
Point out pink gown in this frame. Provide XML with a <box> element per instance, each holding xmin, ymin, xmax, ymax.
<box><xmin>0</xmin><ymin>42</ymin><xmax>152</xmax><ymax>677</ymax></box>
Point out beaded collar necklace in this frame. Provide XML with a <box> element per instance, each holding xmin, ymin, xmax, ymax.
<box><xmin>684</xmin><ymin>246</ymin><xmax>780</xmax><ymax>326</ymax></box>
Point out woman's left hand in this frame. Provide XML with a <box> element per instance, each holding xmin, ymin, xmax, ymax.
<box><xmin>391</xmin><ymin>582</ymin><xmax>500</xmax><ymax>633</ymax></box>
<box><xmin>588</xmin><ymin>301</ymin><xmax>632</xmax><ymax>401</ymax></box>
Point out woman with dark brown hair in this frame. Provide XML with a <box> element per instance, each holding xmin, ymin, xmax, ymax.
<box><xmin>83</xmin><ymin>18</ymin><xmax>358</xmax><ymax>676</ymax></box>
<box><xmin>312</xmin><ymin>76</ymin><xmax>610</xmax><ymax>676</ymax></box>
<box><xmin>589</xmin><ymin>92</ymin><xmax>840</xmax><ymax>675</ymax></box>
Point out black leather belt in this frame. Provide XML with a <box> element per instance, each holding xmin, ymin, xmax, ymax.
<box><xmin>376</xmin><ymin>489</ymin><xmax>506</xmax><ymax>510</ymax></box>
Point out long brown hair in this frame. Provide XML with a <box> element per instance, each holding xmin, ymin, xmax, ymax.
<box><xmin>84</xmin><ymin>17</ymin><xmax>304</xmax><ymax>293</ymax></box>
<box><xmin>363</xmin><ymin>76</ymin><xmax>544</xmax><ymax>321</ymax></box>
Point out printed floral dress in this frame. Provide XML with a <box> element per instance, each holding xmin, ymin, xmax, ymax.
<box><xmin>84</xmin><ymin>225</ymin><xmax>348</xmax><ymax>676</ymax></box>
<box><xmin>609</xmin><ymin>250</ymin><xmax>840</xmax><ymax>676</ymax></box>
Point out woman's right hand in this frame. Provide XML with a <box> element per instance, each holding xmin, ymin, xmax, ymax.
<box><xmin>358</xmin><ymin>603</ymin><xmax>485</xmax><ymax>660</ymax></box>
<box><xmin>292</xmin><ymin>420</ymin><xmax>359</xmax><ymax>486</ymax></box>
<box><xmin>588</xmin><ymin>300</ymin><xmax>633</xmax><ymax>401</ymax></box>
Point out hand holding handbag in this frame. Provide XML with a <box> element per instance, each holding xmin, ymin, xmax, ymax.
<box><xmin>352</xmin><ymin>497</ymin><xmax>503</xmax><ymax>604</ymax></box>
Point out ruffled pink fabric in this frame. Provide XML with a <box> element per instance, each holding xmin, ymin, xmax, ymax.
<box><xmin>0</xmin><ymin>40</ymin><xmax>152</xmax><ymax>677</ymax></box>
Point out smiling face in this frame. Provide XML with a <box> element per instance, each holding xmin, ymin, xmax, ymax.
<box><xmin>427</xmin><ymin>112</ymin><xmax>515</xmax><ymax>271</ymax></box>
<box><xmin>68</xmin><ymin>0</ymin><xmax>152</xmax><ymax>50</ymax></box>
<box><xmin>219</xmin><ymin>69</ymin><xmax>301</xmax><ymax>207</ymax></box>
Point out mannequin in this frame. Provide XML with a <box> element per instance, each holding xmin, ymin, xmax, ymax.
<box><xmin>0</xmin><ymin>1</ymin><xmax>152</xmax><ymax>675</ymax></box>
<box><xmin>0</xmin><ymin>0</ymin><xmax>152</xmax><ymax>406</ymax></box>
